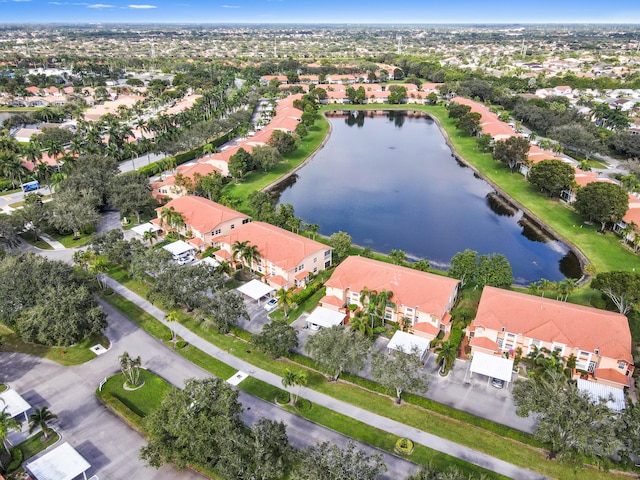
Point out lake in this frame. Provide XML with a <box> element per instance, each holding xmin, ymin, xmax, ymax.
<box><xmin>273</xmin><ymin>110</ymin><xmax>580</xmax><ymax>285</ymax></box>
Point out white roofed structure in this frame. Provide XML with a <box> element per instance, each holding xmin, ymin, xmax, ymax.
<box><xmin>236</xmin><ymin>279</ymin><xmax>276</xmax><ymax>302</ymax></box>
<box><xmin>469</xmin><ymin>351</ymin><xmax>514</xmax><ymax>384</ymax></box>
<box><xmin>26</xmin><ymin>442</ymin><xmax>91</xmax><ymax>480</ymax></box>
<box><xmin>162</xmin><ymin>240</ymin><xmax>196</xmax><ymax>258</ymax></box>
<box><xmin>305</xmin><ymin>306</ymin><xmax>346</xmax><ymax>329</ymax></box>
<box><xmin>577</xmin><ymin>379</ymin><xmax>626</xmax><ymax>412</ymax></box>
<box><xmin>0</xmin><ymin>388</ymin><xmax>31</xmax><ymax>421</ymax></box>
<box><xmin>386</xmin><ymin>331</ymin><xmax>431</xmax><ymax>361</ymax></box>
<box><xmin>131</xmin><ymin>222</ymin><xmax>161</xmax><ymax>236</ymax></box>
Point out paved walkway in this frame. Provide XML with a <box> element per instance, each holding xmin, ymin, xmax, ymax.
<box><xmin>103</xmin><ymin>276</ymin><xmax>548</xmax><ymax>480</ymax></box>
<box><xmin>38</xmin><ymin>233</ymin><xmax>66</xmax><ymax>250</ymax></box>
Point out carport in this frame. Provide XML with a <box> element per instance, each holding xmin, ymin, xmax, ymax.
<box><xmin>577</xmin><ymin>379</ymin><xmax>626</xmax><ymax>412</ymax></box>
<box><xmin>131</xmin><ymin>222</ymin><xmax>160</xmax><ymax>237</ymax></box>
<box><xmin>469</xmin><ymin>351</ymin><xmax>514</xmax><ymax>386</ymax></box>
<box><xmin>26</xmin><ymin>442</ymin><xmax>91</xmax><ymax>480</ymax></box>
<box><xmin>387</xmin><ymin>331</ymin><xmax>431</xmax><ymax>362</ymax></box>
<box><xmin>236</xmin><ymin>279</ymin><xmax>275</xmax><ymax>305</ymax></box>
<box><xmin>0</xmin><ymin>388</ymin><xmax>31</xmax><ymax>421</ymax></box>
<box><xmin>305</xmin><ymin>306</ymin><xmax>346</xmax><ymax>330</ymax></box>
<box><xmin>163</xmin><ymin>240</ymin><xmax>196</xmax><ymax>260</ymax></box>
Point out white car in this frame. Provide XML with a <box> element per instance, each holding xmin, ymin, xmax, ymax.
<box><xmin>491</xmin><ymin>378</ymin><xmax>505</xmax><ymax>389</ymax></box>
<box><xmin>264</xmin><ymin>298</ymin><xmax>278</xmax><ymax>312</ymax></box>
<box><xmin>177</xmin><ymin>255</ymin><xmax>194</xmax><ymax>265</ymax></box>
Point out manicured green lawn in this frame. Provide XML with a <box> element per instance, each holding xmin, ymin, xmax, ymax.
<box><xmin>100</xmin><ymin>291</ymin><xmax>171</xmax><ymax>339</ymax></box>
<box><xmin>19</xmin><ymin>232</ymin><xmax>53</xmax><ymax>250</ymax></box>
<box><xmin>49</xmin><ymin>230</ymin><xmax>93</xmax><ymax>248</ymax></box>
<box><xmin>97</xmin><ymin>369</ymin><xmax>173</xmax><ymax>417</ymax></box>
<box><xmin>0</xmin><ymin>383</ymin><xmax>7</xmax><ymax>393</ymax></box>
<box><xmin>0</xmin><ymin>324</ymin><xmax>110</xmax><ymax>366</ymax></box>
<box><xmin>18</xmin><ymin>432</ymin><xmax>60</xmax><ymax>461</ymax></box>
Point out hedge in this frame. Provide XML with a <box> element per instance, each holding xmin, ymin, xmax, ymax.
<box><xmin>0</xmin><ymin>179</ymin><xmax>14</xmax><ymax>192</ymax></box>
<box><xmin>292</xmin><ymin>280</ymin><xmax>323</xmax><ymax>304</ymax></box>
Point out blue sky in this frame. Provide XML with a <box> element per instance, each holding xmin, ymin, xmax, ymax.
<box><xmin>1</xmin><ymin>0</ymin><xmax>639</xmax><ymax>24</ymax></box>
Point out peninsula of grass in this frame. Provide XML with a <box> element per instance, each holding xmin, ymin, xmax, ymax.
<box><xmin>0</xmin><ymin>324</ymin><xmax>109</xmax><ymax>366</ymax></box>
<box><xmin>103</xmin><ymin>289</ymin><xmax>630</xmax><ymax>480</ymax></box>
<box><xmin>97</xmin><ymin>369</ymin><xmax>173</xmax><ymax>417</ymax></box>
<box><xmin>17</xmin><ymin>431</ymin><xmax>60</xmax><ymax>460</ymax></box>
<box><xmin>19</xmin><ymin>232</ymin><xmax>53</xmax><ymax>250</ymax></box>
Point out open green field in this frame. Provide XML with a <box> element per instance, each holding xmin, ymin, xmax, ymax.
<box><xmin>0</xmin><ymin>324</ymin><xmax>110</xmax><ymax>366</ymax></box>
<box><xmin>97</xmin><ymin>369</ymin><xmax>173</xmax><ymax>417</ymax></box>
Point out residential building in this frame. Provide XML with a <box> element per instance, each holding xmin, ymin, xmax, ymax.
<box><xmin>152</xmin><ymin>196</ymin><xmax>250</xmax><ymax>251</ymax></box>
<box><xmin>151</xmin><ymin>162</ymin><xmax>222</xmax><ymax>200</ymax></box>
<box><xmin>214</xmin><ymin>221</ymin><xmax>333</xmax><ymax>290</ymax></box>
<box><xmin>321</xmin><ymin>256</ymin><xmax>460</xmax><ymax>342</ymax></box>
<box><xmin>468</xmin><ymin>286</ymin><xmax>634</xmax><ymax>390</ymax></box>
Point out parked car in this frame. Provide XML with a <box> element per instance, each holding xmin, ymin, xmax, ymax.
<box><xmin>491</xmin><ymin>378</ymin><xmax>505</xmax><ymax>389</ymax></box>
<box><xmin>264</xmin><ymin>298</ymin><xmax>278</xmax><ymax>312</ymax></box>
<box><xmin>177</xmin><ymin>255</ymin><xmax>194</xmax><ymax>265</ymax></box>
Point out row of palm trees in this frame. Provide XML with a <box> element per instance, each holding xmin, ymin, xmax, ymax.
<box><xmin>527</xmin><ymin>278</ymin><xmax>577</xmax><ymax>301</ymax></box>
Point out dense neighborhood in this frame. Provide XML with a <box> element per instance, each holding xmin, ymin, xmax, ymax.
<box><xmin>1</xmin><ymin>23</ymin><xmax>640</xmax><ymax>480</ymax></box>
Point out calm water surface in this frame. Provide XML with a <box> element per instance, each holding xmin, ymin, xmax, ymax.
<box><xmin>274</xmin><ymin>111</ymin><xmax>580</xmax><ymax>284</ymax></box>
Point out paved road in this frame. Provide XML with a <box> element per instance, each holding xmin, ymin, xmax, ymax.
<box><xmin>0</xmin><ymin>295</ymin><xmax>420</xmax><ymax>480</ymax></box>
<box><xmin>104</xmin><ymin>276</ymin><xmax>548</xmax><ymax>480</ymax></box>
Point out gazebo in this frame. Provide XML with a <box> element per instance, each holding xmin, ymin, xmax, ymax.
<box><xmin>25</xmin><ymin>442</ymin><xmax>91</xmax><ymax>480</ymax></box>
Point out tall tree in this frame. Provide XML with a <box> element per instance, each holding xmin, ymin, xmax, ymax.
<box><xmin>371</xmin><ymin>346</ymin><xmax>429</xmax><ymax>404</ymax></box>
<box><xmin>434</xmin><ymin>340</ymin><xmax>458</xmax><ymax>376</ymax></box>
<box><xmin>448</xmin><ymin>249</ymin><xmax>478</xmax><ymax>286</ymax></box>
<box><xmin>305</xmin><ymin>326</ymin><xmax>372</xmax><ymax>381</ymax></box>
<box><xmin>251</xmin><ymin>319</ymin><xmax>298</xmax><ymax>358</ymax></box>
<box><xmin>492</xmin><ymin>136</ymin><xmax>530</xmax><ymax>172</ymax></box>
<box><xmin>0</xmin><ymin>407</ymin><xmax>20</xmax><ymax>471</ymax></box>
<box><xmin>330</xmin><ymin>231</ymin><xmax>351</xmax><ymax>263</ymax></box>
<box><xmin>292</xmin><ymin>441</ymin><xmax>386</xmax><ymax>480</ymax></box>
<box><xmin>527</xmin><ymin>159</ymin><xmax>575</xmax><ymax>197</ymax></box>
<box><xmin>574</xmin><ymin>181</ymin><xmax>629</xmax><ymax>232</ymax></box>
<box><xmin>591</xmin><ymin>271</ymin><xmax>640</xmax><ymax>315</ymax></box>
<box><xmin>281</xmin><ymin>368</ymin><xmax>307</xmax><ymax>404</ymax></box>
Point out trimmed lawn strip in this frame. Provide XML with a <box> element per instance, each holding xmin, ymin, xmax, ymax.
<box><xmin>18</xmin><ymin>432</ymin><xmax>60</xmax><ymax>461</ymax></box>
<box><xmin>104</xmin><ymin>292</ymin><xmax>628</xmax><ymax>480</ymax></box>
<box><xmin>19</xmin><ymin>232</ymin><xmax>53</xmax><ymax>250</ymax></box>
<box><xmin>49</xmin><ymin>231</ymin><xmax>92</xmax><ymax>248</ymax></box>
<box><xmin>0</xmin><ymin>324</ymin><xmax>109</xmax><ymax>366</ymax></box>
<box><xmin>101</xmin><ymin>292</ymin><xmax>171</xmax><ymax>339</ymax></box>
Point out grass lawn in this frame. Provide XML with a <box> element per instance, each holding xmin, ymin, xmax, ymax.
<box><xmin>100</xmin><ymin>291</ymin><xmax>171</xmax><ymax>339</ymax></box>
<box><xmin>17</xmin><ymin>431</ymin><xmax>60</xmax><ymax>461</ymax></box>
<box><xmin>97</xmin><ymin>369</ymin><xmax>174</xmax><ymax>417</ymax></box>
<box><xmin>222</xmin><ymin>121</ymin><xmax>330</xmax><ymax>213</ymax></box>
<box><xmin>0</xmin><ymin>383</ymin><xmax>7</xmax><ymax>393</ymax></box>
<box><xmin>49</xmin><ymin>230</ymin><xmax>93</xmax><ymax>248</ymax></box>
<box><xmin>19</xmin><ymin>232</ymin><xmax>53</xmax><ymax>250</ymax></box>
<box><xmin>0</xmin><ymin>324</ymin><xmax>110</xmax><ymax>366</ymax></box>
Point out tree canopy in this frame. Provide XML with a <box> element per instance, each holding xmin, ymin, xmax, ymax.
<box><xmin>527</xmin><ymin>159</ymin><xmax>575</xmax><ymax>197</ymax></box>
<box><xmin>573</xmin><ymin>181</ymin><xmax>629</xmax><ymax>232</ymax></box>
<box><xmin>305</xmin><ymin>326</ymin><xmax>372</xmax><ymax>381</ymax></box>
<box><xmin>590</xmin><ymin>271</ymin><xmax>640</xmax><ymax>315</ymax></box>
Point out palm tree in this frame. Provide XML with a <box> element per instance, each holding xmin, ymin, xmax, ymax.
<box><xmin>216</xmin><ymin>260</ymin><xmax>232</xmax><ymax>277</ymax></box>
<box><xmin>88</xmin><ymin>257</ymin><xmax>110</xmax><ymax>290</ymax></box>
<box><xmin>142</xmin><ymin>229</ymin><xmax>158</xmax><ymax>245</ymax></box>
<box><xmin>159</xmin><ymin>206</ymin><xmax>184</xmax><ymax>234</ymax></box>
<box><xmin>231</xmin><ymin>239</ymin><xmax>249</xmax><ymax>266</ymax></box>
<box><xmin>349</xmin><ymin>311</ymin><xmax>373</xmax><ymax>336</ymax></box>
<box><xmin>0</xmin><ymin>407</ymin><xmax>20</xmax><ymax>470</ymax></box>
<box><xmin>165</xmin><ymin>310</ymin><xmax>180</xmax><ymax>346</ymax></box>
<box><xmin>434</xmin><ymin>340</ymin><xmax>457</xmax><ymax>376</ymax></box>
<box><xmin>281</xmin><ymin>368</ymin><xmax>307</xmax><ymax>404</ymax></box>
<box><xmin>119</xmin><ymin>351</ymin><xmax>142</xmax><ymax>386</ymax></box>
<box><xmin>0</xmin><ymin>151</ymin><xmax>27</xmax><ymax>188</ymax></box>
<box><xmin>304</xmin><ymin>223</ymin><xmax>319</xmax><ymax>240</ymax></box>
<box><xmin>276</xmin><ymin>287</ymin><xmax>296</xmax><ymax>318</ymax></box>
<box><xmin>28</xmin><ymin>406</ymin><xmax>58</xmax><ymax>441</ymax></box>
<box><xmin>241</xmin><ymin>244</ymin><xmax>261</xmax><ymax>271</ymax></box>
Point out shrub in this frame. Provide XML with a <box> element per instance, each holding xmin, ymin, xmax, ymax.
<box><xmin>0</xmin><ymin>179</ymin><xmax>14</xmax><ymax>192</ymax></box>
<box><xmin>292</xmin><ymin>281</ymin><xmax>323</xmax><ymax>304</ymax></box>
<box><xmin>394</xmin><ymin>437</ymin><xmax>414</xmax><ymax>455</ymax></box>
<box><xmin>7</xmin><ymin>447</ymin><xmax>24</xmax><ymax>472</ymax></box>
<box><xmin>295</xmin><ymin>398</ymin><xmax>312</xmax><ymax>412</ymax></box>
<box><xmin>275</xmin><ymin>391</ymin><xmax>290</xmax><ymax>405</ymax></box>
<box><xmin>448</xmin><ymin>327</ymin><xmax>464</xmax><ymax>349</ymax></box>
<box><xmin>175</xmin><ymin>340</ymin><xmax>187</xmax><ymax>349</ymax></box>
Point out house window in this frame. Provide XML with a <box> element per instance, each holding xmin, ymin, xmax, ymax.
<box><xmin>230</xmin><ymin>224</ymin><xmax>235</xmax><ymax>229</ymax></box>
<box><xmin>314</xmin><ymin>257</ymin><xmax>317</xmax><ymax>263</ymax></box>
<box><xmin>325</xmin><ymin>250</ymin><xmax>331</xmax><ymax>257</ymax></box>
<box><xmin>242</xmin><ymin>218</ymin><xmax>250</xmax><ymax>224</ymax></box>
<box><xmin>351</xmin><ymin>292</ymin><xmax>359</xmax><ymax>300</ymax></box>
<box><xmin>552</xmin><ymin>343</ymin><xmax>565</xmax><ymax>356</ymax></box>
<box><xmin>214</xmin><ymin>229</ymin><xmax>221</xmax><ymax>235</ymax></box>
<box><xmin>299</xmin><ymin>264</ymin><xmax>304</xmax><ymax>270</ymax></box>
<box><xmin>618</xmin><ymin>361</ymin><xmax>626</xmax><ymax>370</ymax></box>
<box><xmin>313</xmin><ymin>267</ymin><xmax>318</xmax><ymax>273</ymax></box>
<box><xmin>503</xmin><ymin>333</ymin><xmax>516</xmax><ymax>352</ymax></box>
<box><xmin>529</xmin><ymin>339</ymin><xmax>541</xmax><ymax>349</ymax></box>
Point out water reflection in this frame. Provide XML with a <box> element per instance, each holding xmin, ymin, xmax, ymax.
<box><xmin>274</xmin><ymin>111</ymin><xmax>581</xmax><ymax>283</ymax></box>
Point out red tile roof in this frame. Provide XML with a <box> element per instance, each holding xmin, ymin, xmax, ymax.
<box><xmin>412</xmin><ymin>322</ymin><xmax>439</xmax><ymax>337</ymax></box>
<box><xmin>320</xmin><ymin>295</ymin><xmax>345</xmax><ymax>307</ymax></box>
<box><xmin>472</xmin><ymin>287</ymin><xmax>632</xmax><ymax>363</ymax></box>
<box><xmin>220</xmin><ymin>221</ymin><xmax>330</xmax><ymax>271</ymax></box>
<box><xmin>156</xmin><ymin>196</ymin><xmax>248</xmax><ymax>234</ymax></box>
<box><xmin>470</xmin><ymin>336</ymin><xmax>499</xmax><ymax>352</ymax></box>
<box><xmin>326</xmin><ymin>256</ymin><xmax>459</xmax><ymax>317</ymax></box>
<box><xmin>595</xmin><ymin>368</ymin><xmax>630</xmax><ymax>386</ymax></box>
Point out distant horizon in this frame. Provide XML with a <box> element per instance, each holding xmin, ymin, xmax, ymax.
<box><xmin>0</xmin><ymin>0</ymin><xmax>639</xmax><ymax>26</ymax></box>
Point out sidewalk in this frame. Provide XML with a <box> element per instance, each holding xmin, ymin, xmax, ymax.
<box><xmin>39</xmin><ymin>233</ymin><xmax>66</xmax><ymax>250</ymax></box>
<box><xmin>103</xmin><ymin>276</ymin><xmax>548</xmax><ymax>480</ymax></box>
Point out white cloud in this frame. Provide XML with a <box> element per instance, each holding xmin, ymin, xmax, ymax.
<box><xmin>221</xmin><ymin>4</ymin><xmax>240</xmax><ymax>7</ymax></box>
<box><xmin>49</xmin><ymin>1</ymin><xmax>66</xmax><ymax>4</ymax></box>
<box><xmin>129</xmin><ymin>4</ymin><xmax>157</xmax><ymax>8</ymax></box>
<box><xmin>13</xmin><ymin>0</ymin><xmax>31</xmax><ymax>3</ymax></box>
<box><xmin>87</xmin><ymin>3</ymin><xmax>114</xmax><ymax>7</ymax></box>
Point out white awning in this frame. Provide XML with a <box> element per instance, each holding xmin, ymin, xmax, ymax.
<box><xmin>162</xmin><ymin>240</ymin><xmax>196</xmax><ymax>257</ymax></box>
<box><xmin>26</xmin><ymin>442</ymin><xmax>91</xmax><ymax>480</ymax></box>
<box><xmin>306</xmin><ymin>306</ymin><xmax>346</xmax><ymax>329</ymax></box>
<box><xmin>577</xmin><ymin>379</ymin><xmax>626</xmax><ymax>412</ymax></box>
<box><xmin>470</xmin><ymin>351</ymin><xmax>514</xmax><ymax>382</ymax></box>
<box><xmin>236</xmin><ymin>279</ymin><xmax>275</xmax><ymax>301</ymax></box>
<box><xmin>0</xmin><ymin>389</ymin><xmax>31</xmax><ymax>419</ymax></box>
<box><xmin>131</xmin><ymin>222</ymin><xmax>160</xmax><ymax>236</ymax></box>
<box><xmin>387</xmin><ymin>331</ymin><xmax>431</xmax><ymax>358</ymax></box>
<box><xmin>194</xmin><ymin>257</ymin><xmax>220</xmax><ymax>268</ymax></box>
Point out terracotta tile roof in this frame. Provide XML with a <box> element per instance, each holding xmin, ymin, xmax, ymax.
<box><xmin>156</xmin><ymin>196</ymin><xmax>248</xmax><ymax>235</ymax></box>
<box><xmin>295</xmin><ymin>270</ymin><xmax>309</xmax><ymax>280</ymax></box>
<box><xmin>325</xmin><ymin>256</ymin><xmax>459</xmax><ymax>317</ymax></box>
<box><xmin>595</xmin><ymin>368</ymin><xmax>630</xmax><ymax>386</ymax></box>
<box><xmin>268</xmin><ymin>275</ymin><xmax>289</xmax><ymax>287</ymax></box>
<box><xmin>214</xmin><ymin>249</ymin><xmax>232</xmax><ymax>260</ymax></box>
<box><xmin>188</xmin><ymin>237</ymin><xmax>204</xmax><ymax>247</ymax></box>
<box><xmin>441</xmin><ymin>312</ymin><xmax>452</xmax><ymax>326</ymax></box>
<box><xmin>472</xmin><ymin>287</ymin><xmax>632</xmax><ymax>363</ymax></box>
<box><xmin>320</xmin><ymin>295</ymin><xmax>345</xmax><ymax>307</ymax></box>
<box><xmin>220</xmin><ymin>221</ymin><xmax>330</xmax><ymax>271</ymax></box>
<box><xmin>152</xmin><ymin>163</ymin><xmax>221</xmax><ymax>189</ymax></box>
<box><xmin>470</xmin><ymin>336</ymin><xmax>499</xmax><ymax>352</ymax></box>
<box><xmin>412</xmin><ymin>322</ymin><xmax>439</xmax><ymax>337</ymax></box>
